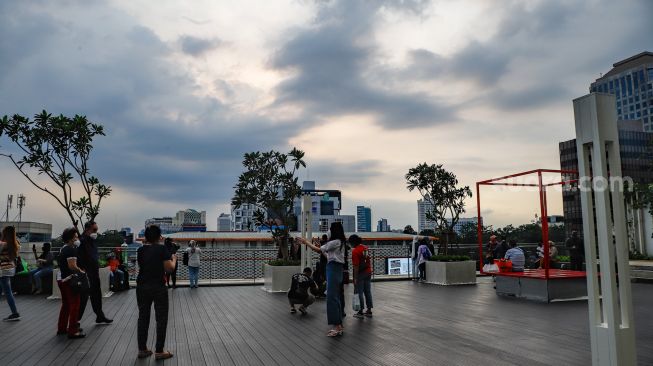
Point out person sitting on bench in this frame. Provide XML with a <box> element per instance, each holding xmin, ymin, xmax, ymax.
<box><xmin>504</xmin><ymin>240</ymin><xmax>525</xmax><ymax>272</ymax></box>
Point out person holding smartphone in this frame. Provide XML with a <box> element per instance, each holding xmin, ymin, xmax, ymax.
<box><xmin>295</xmin><ymin>222</ymin><xmax>347</xmax><ymax>337</ymax></box>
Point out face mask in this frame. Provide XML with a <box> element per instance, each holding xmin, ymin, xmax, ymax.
<box><xmin>73</xmin><ymin>240</ymin><xmax>81</xmax><ymax>247</ymax></box>
<box><xmin>90</xmin><ymin>233</ymin><xmax>98</xmax><ymax>240</ymax></box>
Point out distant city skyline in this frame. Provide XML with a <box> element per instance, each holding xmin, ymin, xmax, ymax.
<box><xmin>0</xmin><ymin>1</ymin><xmax>650</xmax><ymax>236</ymax></box>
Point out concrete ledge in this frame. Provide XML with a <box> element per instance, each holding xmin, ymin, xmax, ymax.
<box><xmin>262</xmin><ymin>264</ymin><xmax>301</xmax><ymax>293</ymax></box>
<box><xmin>496</xmin><ymin>276</ymin><xmax>588</xmax><ymax>302</ymax></box>
<box><xmin>425</xmin><ymin>261</ymin><xmax>477</xmax><ymax>286</ymax></box>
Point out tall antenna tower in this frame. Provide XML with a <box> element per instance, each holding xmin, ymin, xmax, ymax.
<box><xmin>4</xmin><ymin>194</ymin><xmax>12</xmax><ymax>222</ymax></box>
<box><xmin>17</xmin><ymin>194</ymin><xmax>26</xmax><ymax>222</ymax></box>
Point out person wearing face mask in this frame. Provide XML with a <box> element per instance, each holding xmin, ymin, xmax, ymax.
<box><xmin>78</xmin><ymin>221</ymin><xmax>112</xmax><ymax>324</ymax></box>
<box><xmin>57</xmin><ymin>227</ymin><xmax>85</xmax><ymax>338</ymax></box>
<box><xmin>296</xmin><ymin>222</ymin><xmax>347</xmax><ymax>337</ymax></box>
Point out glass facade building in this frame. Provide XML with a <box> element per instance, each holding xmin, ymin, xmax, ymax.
<box><xmin>590</xmin><ymin>52</ymin><xmax>653</xmax><ymax>132</ymax></box>
<box><xmin>357</xmin><ymin>205</ymin><xmax>372</xmax><ymax>232</ymax></box>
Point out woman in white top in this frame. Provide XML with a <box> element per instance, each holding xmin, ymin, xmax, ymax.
<box><xmin>297</xmin><ymin>222</ymin><xmax>347</xmax><ymax>337</ymax></box>
<box><xmin>186</xmin><ymin>241</ymin><xmax>201</xmax><ymax>289</ymax></box>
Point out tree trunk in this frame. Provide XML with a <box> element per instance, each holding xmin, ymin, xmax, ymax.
<box><xmin>277</xmin><ymin>236</ymin><xmax>289</xmax><ymax>260</ymax></box>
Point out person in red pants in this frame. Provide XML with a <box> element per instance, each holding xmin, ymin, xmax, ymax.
<box><xmin>57</xmin><ymin>227</ymin><xmax>85</xmax><ymax>339</ymax></box>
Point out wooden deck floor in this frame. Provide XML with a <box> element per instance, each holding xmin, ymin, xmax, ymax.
<box><xmin>0</xmin><ymin>279</ymin><xmax>651</xmax><ymax>366</ymax></box>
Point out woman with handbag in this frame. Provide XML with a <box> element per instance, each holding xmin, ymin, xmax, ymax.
<box><xmin>136</xmin><ymin>225</ymin><xmax>176</xmax><ymax>360</ymax></box>
<box><xmin>57</xmin><ymin>227</ymin><xmax>86</xmax><ymax>338</ymax></box>
<box><xmin>296</xmin><ymin>222</ymin><xmax>347</xmax><ymax>337</ymax></box>
<box><xmin>0</xmin><ymin>226</ymin><xmax>20</xmax><ymax>321</ymax></box>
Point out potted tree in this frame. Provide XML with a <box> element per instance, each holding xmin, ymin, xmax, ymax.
<box><xmin>232</xmin><ymin>148</ymin><xmax>306</xmax><ymax>292</ymax></box>
<box><xmin>406</xmin><ymin>163</ymin><xmax>476</xmax><ymax>285</ymax></box>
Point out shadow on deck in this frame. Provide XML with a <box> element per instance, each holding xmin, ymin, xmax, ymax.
<box><xmin>0</xmin><ymin>279</ymin><xmax>651</xmax><ymax>366</ymax></box>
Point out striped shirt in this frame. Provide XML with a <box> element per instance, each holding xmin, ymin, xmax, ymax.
<box><xmin>504</xmin><ymin>247</ymin><xmax>525</xmax><ymax>272</ymax></box>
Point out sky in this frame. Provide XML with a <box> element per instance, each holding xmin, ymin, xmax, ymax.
<box><xmin>0</xmin><ymin>0</ymin><xmax>652</xmax><ymax>235</ymax></box>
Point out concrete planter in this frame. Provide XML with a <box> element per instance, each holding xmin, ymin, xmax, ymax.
<box><xmin>262</xmin><ymin>264</ymin><xmax>301</xmax><ymax>293</ymax></box>
<box><xmin>425</xmin><ymin>260</ymin><xmax>476</xmax><ymax>285</ymax></box>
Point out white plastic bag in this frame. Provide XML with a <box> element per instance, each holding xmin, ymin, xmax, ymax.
<box><xmin>483</xmin><ymin>263</ymin><xmax>499</xmax><ymax>273</ymax></box>
<box><xmin>352</xmin><ymin>292</ymin><xmax>361</xmax><ymax>312</ymax></box>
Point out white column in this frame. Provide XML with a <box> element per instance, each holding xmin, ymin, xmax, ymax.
<box><xmin>573</xmin><ymin>93</ymin><xmax>636</xmax><ymax>366</ymax></box>
<box><xmin>300</xmin><ymin>194</ymin><xmax>313</xmax><ymax>270</ymax></box>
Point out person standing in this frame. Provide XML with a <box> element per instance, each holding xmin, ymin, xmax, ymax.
<box><xmin>30</xmin><ymin>242</ymin><xmax>54</xmax><ymax>294</ymax></box>
<box><xmin>296</xmin><ymin>222</ymin><xmax>347</xmax><ymax>337</ymax></box>
<box><xmin>78</xmin><ymin>221</ymin><xmax>112</xmax><ymax>324</ymax></box>
<box><xmin>417</xmin><ymin>239</ymin><xmax>432</xmax><ymax>282</ymax></box>
<box><xmin>0</xmin><ymin>226</ymin><xmax>20</xmax><ymax>321</ymax></box>
<box><xmin>57</xmin><ymin>228</ymin><xmax>85</xmax><ymax>338</ymax></box>
<box><xmin>565</xmin><ymin>231</ymin><xmax>585</xmax><ymax>271</ymax></box>
<box><xmin>186</xmin><ymin>240</ymin><xmax>201</xmax><ymax>289</ymax></box>
<box><xmin>136</xmin><ymin>225</ymin><xmax>175</xmax><ymax>360</ymax></box>
<box><xmin>163</xmin><ymin>238</ymin><xmax>179</xmax><ymax>288</ymax></box>
<box><xmin>350</xmin><ymin>234</ymin><xmax>373</xmax><ymax>318</ymax></box>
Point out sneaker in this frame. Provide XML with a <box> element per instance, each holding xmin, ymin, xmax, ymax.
<box><xmin>364</xmin><ymin>310</ymin><xmax>373</xmax><ymax>317</ymax></box>
<box><xmin>3</xmin><ymin>313</ymin><xmax>20</xmax><ymax>322</ymax></box>
<box><xmin>298</xmin><ymin>306</ymin><xmax>307</xmax><ymax>315</ymax></box>
<box><xmin>353</xmin><ymin>311</ymin><xmax>364</xmax><ymax>319</ymax></box>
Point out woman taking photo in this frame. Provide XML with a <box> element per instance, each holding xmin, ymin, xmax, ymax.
<box><xmin>57</xmin><ymin>228</ymin><xmax>85</xmax><ymax>338</ymax></box>
<box><xmin>0</xmin><ymin>226</ymin><xmax>20</xmax><ymax>321</ymax></box>
<box><xmin>296</xmin><ymin>222</ymin><xmax>347</xmax><ymax>337</ymax></box>
<box><xmin>136</xmin><ymin>225</ymin><xmax>176</xmax><ymax>360</ymax></box>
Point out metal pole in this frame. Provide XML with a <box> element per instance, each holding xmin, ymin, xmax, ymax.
<box><xmin>300</xmin><ymin>194</ymin><xmax>313</xmax><ymax>270</ymax></box>
<box><xmin>476</xmin><ymin>183</ymin><xmax>483</xmax><ymax>273</ymax></box>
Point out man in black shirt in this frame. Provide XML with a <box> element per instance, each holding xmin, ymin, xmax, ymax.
<box><xmin>288</xmin><ymin>267</ymin><xmax>317</xmax><ymax>315</ymax></box>
<box><xmin>78</xmin><ymin>221</ymin><xmax>112</xmax><ymax>324</ymax></box>
<box><xmin>565</xmin><ymin>231</ymin><xmax>585</xmax><ymax>271</ymax></box>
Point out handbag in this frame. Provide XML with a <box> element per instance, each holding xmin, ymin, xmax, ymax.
<box><xmin>69</xmin><ymin>272</ymin><xmax>90</xmax><ymax>294</ymax></box>
<box><xmin>352</xmin><ymin>291</ymin><xmax>361</xmax><ymax>312</ymax></box>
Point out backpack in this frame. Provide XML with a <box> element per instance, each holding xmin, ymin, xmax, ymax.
<box><xmin>358</xmin><ymin>246</ymin><xmax>372</xmax><ymax>273</ymax></box>
<box><xmin>182</xmin><ymin>251</ymin><xmax>189</xmax><ymax>266</ymax></box>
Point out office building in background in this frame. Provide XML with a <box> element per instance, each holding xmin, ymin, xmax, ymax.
<box><xmin>356</xmin><ymin>205</ymin><xmax>372</xmax><ymax>232</ymax></box>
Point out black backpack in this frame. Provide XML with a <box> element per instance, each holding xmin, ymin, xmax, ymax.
<box><xmin>358</xmin><ymin>247</ymin><xmax>371</xmax><ymax>273</ymax></box>
<box><xmin>182</xmin><ymin>251</ymin><xmax>189</xmax><ymax>266</ymax></box>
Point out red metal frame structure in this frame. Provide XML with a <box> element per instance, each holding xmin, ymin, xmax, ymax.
<box><xmin>477</xmin><ymin>169</ymin><xmax>578</xmax><ymax>279</ymax></box>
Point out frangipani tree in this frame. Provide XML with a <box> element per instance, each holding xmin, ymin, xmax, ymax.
<box><xmin>0</xmin><ymin>111</ymin><xmax>111</xmax><ymax>231</ymax></box>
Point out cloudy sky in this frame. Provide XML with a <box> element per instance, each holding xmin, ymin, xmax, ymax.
<box><xmin>0</xmin><ymin>0</ymin><xmax>651</xmax><ymax>235</ymax></box>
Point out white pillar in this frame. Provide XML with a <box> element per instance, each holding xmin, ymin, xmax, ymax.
<box><xmin>300</xmin><ymin>194</ymin><xmax>313</xmax><ymax>270</ymax></box>
<box><xmin>573</xmin><ymin>92</ymin><xmax>636</xmax><ymax>366</ymax></box>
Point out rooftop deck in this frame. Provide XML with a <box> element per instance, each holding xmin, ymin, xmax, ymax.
<box><xmin>1</xmin><ymin>279</ymin><xmax>652</xmax><ymax>366</ymax></box>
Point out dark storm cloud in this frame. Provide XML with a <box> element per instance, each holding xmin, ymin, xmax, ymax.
<box><xmin>0</xmin><ymin>1</ymin><xmax>293</xmax><ymax>205</ymax></box>
<box><xmin>179</xmin><ymin>35</ymin><xmax>223</xmax><ymax>56</ymax></box>
<box><xmin>270</xmin><ymin>0</ymin><xmax>455</xmax><ymax>129</ymax></box>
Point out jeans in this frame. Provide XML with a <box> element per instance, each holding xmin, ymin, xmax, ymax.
<box><xmin>137</xmin><ymin>283</ymin><xmax>169</xmax><ymax>353</ymax></box>
<box><xmin>188</xmin><ymin>266</ymin><xmax>199</xmax><ymax>287</ymax></box>
<box><xmin>355</xmin><ymin>273</ymin><xmax>373</xmax><ymax>310</ymax></box>
<box><xmin>326</xmin><ymin>262</ymin><xmax>343</xmax><ymax>326</ymax></box>
<box><xmin>57</xmin><ymin>280</ymin><xmax>80</xmax><ymax>335</ymax></box>
<box><xmin>418</xmin><ymin>263</ymin><xmax>426</xmax><ymax>280</ymax></box>
<box><xmin>0</xmin><ymin>276</ymin><xmax>18</xmax><ymax>314</ymax></box>
<box><xmin>29</xmin><ymin>267</ymin><xmax>53</xmax><ymax>291</ymax></box>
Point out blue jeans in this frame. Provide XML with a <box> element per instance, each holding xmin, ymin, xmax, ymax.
<box><xmin>326</xmin><ymin>262</ymin><xmax>343</xmax><ymax>326</ymax></box>
<box><xmin>110</xmin><ymin>269</ymin><xmax>124</xmax><ymax>287</ymax></box>
<box><xmin>188</xmin><ymin>266</ymin><xmax>199</xmax><ymax>287</ymax></box>
<box><xmin>29</xmin><ymin>267</ymin><xmax>53</xmax><ymax>291</ymax></box>
<box><xmin>355</xmin><ymin>273</ymin><xmax>373</xmax><ymax>310</ymax></box>
<box><xmin>0</xmin><ymin>276</ymin><xmax>18</xmax><ymax>314</ymax></box>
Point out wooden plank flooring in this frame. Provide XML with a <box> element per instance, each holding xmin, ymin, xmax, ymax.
<box><xmin>0</xmin><ymin>279</ymin><xmax>651</xmax><ymax>366</ymax></box>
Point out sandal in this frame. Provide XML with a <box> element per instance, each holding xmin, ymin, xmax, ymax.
<box><xmin>138</xmin><ymin>350</ymin><xmax>153</xmax><ymax>358</ymax></box>
<box><xmin>155</xmin><ymin>351</ymin><xmax>174</xmax><ymax>360</ymax></box>
<box><xmin>326</xmin><ymin>329</ymin><xmax>343</xmax><ymax>337</ymax></box>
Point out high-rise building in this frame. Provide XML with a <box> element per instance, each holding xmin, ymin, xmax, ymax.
<box><xmin>589</xmin><ymin>51</ymin><xmax>653</xmax><ymax>132</ymax></box>
<box><xmin>231</xmin><ymin>203</ymin><xmax>257</xmax><ymax>231</ymax></box>
<box><xmin>217</xmin><ymin>213</ymin><xmax>231</xmax><ymax>231</ymax></box>
<box><xmin>144</xmin><ymin>217</ymin><xmax>180</xmax><ymax>235</ymax></box>
<box><xmin>417</xmin><ymin>198</ymin><xmax>436</xmax><ymax>233</ymax></box>
<box><xmin>292</xmin><ymin>181</ymin><xmax>355</xmax><ymax>233</ymax></box>
<box><xmin>377</xmin><ymin>218</ymin><xmax>390</xmax><ymax>232</ymax></box>
<box><xmin>356</xmin><ymin>206</ymin><xmax>372</xmax><ymax>232</ymax></box>
<box><xmin>560</xmin><ymin>119</ymin><xmax>653</xmax><ymax>236</ymax></box>
<box><xmin>173</xmin><ymin>209</ymin><xmax>207</xmax><ymax>232</ymax></box>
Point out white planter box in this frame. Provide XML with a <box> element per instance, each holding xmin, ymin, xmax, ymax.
<box><xmin>425</xmin><ymin>260</ymin><xmax>476</xmax><ymax>285</ymax></box>
<box><xmin>262</xmin><ymin>264</ymin><xmax>301</xmax><ymax>293</ymax></box>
